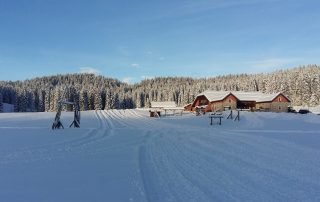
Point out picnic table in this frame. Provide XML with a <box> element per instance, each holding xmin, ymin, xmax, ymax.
<box><xmin>209</xmin><ymin>113</ymin><xmax>223</xmax><ymax>125</ymax></box>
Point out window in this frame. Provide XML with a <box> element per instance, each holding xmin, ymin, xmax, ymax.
<box><xmin>200</xmin><ymin>99</ymin><xmax>207</xmax><ymax>105</ymax></box>
<box><xmin>229</xmin><ymin>99</ymin><xmax>231</xmax><ymax>103</ymax></box>
<box><xmin>278</xmin><ymin>97</ymin><xmax>282</xmax><ymax>102</ymax></box>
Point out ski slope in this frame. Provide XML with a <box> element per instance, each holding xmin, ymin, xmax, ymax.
<box><xmin>0</xmin><ymin>110</ymin><xmax>320</xmax><ymax>201</ymax></box>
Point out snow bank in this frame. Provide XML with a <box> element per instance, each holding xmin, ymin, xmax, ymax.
<box><xmin>2</xmin><ymin>103</ymin><xmax>14</xmax><ymax>112</ymax></box>
<box><xmin>294</xmin><ymin>105</ymin><xmax>320</xmax><ymax>114</ymax></box>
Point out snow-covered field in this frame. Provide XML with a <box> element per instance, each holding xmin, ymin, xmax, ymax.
<box><xmin>0</xmin><ymin>110</ymin><xmax>320</xmax><ymax>202</ymax></box>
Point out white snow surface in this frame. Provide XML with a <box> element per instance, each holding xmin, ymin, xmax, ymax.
<box><xmin>0</xmin><ymin>110</ymin><xmax>320</xmax><ymax>202</ymax></box>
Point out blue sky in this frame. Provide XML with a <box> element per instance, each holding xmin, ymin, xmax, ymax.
<box><xmin>0</xmin><ymin>0</ymin><xmax>320</xmax><ymax>83</ymax></box>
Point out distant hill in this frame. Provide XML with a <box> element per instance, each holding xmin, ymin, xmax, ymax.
<box><xmin>0</xmin><ymin>65</ymin><xmax>319</xmax><ymax>112</ymax></box>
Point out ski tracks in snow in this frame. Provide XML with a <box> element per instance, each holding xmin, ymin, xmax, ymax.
<box><xmin>137</xmin><ymin>119</ymin><xmax>320</xmax><ymax>202</ymax></box>
<box><xmin>0</xmin><ymin>110</ymin><xmax>114</xmax><ymax>165</ymax></box>
<box><xmin>0</xmin><ymin>109</ymin><xmax>160</xmax><ymax>165</ymax></box>
<box><xmin>137</xmin><ymin>126</ymin><xmax>216</xmax><ymax>202</ymax></box>
<box><xmin>2</xmin><ymin>110</ymin><xmax>319</xmax><ymax>201</ymax></box>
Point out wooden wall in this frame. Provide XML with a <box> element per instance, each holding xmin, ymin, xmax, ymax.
<box><xmin>210</xmin><ymin>94</ymin><xmax>238</xmax><ymax>112</ymax></box>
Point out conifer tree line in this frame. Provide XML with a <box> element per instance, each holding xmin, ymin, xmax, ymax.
<box><xmin>0</xmin><ymin>65</ymin><xmax>319</xmax><ymax>112</ymax></box>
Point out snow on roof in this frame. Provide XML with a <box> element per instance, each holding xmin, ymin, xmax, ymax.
<box><xmin>233</xmin><ymin>92</ymin><xmax>284</xmax><ymax>102</ymax></box>
<box><xmin>163</xmin><ymin>107</ymin><xmax>185</xmax><ymax>110</ymax></box>
<box><xmin>198</xmin><ymin>91</ymin><xmax>287</xmax><ymax>103</ymax></box>
<box><xmin>255</xmin><ymin>93</ymin><xmax>282</xmax><ymax>102</ymax></box>
<box><xmin>197</xmin><ymin>91</ymin><xmax>230</xmax><ymax>102</ymax></box>
<box><xmin>231</xmin><ymin>91</ymin><xmax>264</xmax><ymax>101</ymax></box>
<box><xmin>151</xmin><ymin>101</ymin><xmax>177</xmax><ymax>108</ymax></box>
<box><xmin>195</xmin><ymin>105</ymin><xmax>207</xmax><ymax>109</ymax></box>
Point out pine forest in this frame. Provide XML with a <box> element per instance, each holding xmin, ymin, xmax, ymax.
<box><xmin>0</xmin><ymin>65</ymin><xmax>319</xmax><ymax>112</ymax></box>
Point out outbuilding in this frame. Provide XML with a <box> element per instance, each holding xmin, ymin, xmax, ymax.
<box><xmin>255</xmin><ymin>93</ymin><xmax>291</xmax><ymax>112</ymax></box>
<box><xmin>151</xmin><ymin>101</ymin><xmax>177</xmax><ymax>109</ymax></box>
<box><xmin>150</xmin><ymin>101</ymin><xmax>184</xmax><ymax>116</ymax></box>
<box><xmin>184</xmin><ymin>103</ymin><xmax>192</xmax><ymax>111</ymax></box>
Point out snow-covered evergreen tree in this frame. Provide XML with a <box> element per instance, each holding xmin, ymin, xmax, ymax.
<box><xmin>38</xmin><ymin>90</ymin><xmax>45</xmax><ymax>112</ymax></box>
<box><xmin>94</xmin><ymin>90</ymin><xmax>103</xmax><ymax>110</ymax></box>
<box><xmin>105</xmin><ymin>90</ymin><xmax>114</xmax><ymax>110</ymax></box>
<box><xmin>18</xmin><ymin>90</ymin><xmax>28</xmax><ymax>112</ymax></box>
<box><xmin>80</xmin><ymin>90</ymin><xmax>89</xmax><ymax>111</ymax></box>
<box><xmin>0</xmin><ymin>92</ymin><xmax>3</xmax><ymax>112</ymax></box>
<box><xmin>89</xmin><ymin>91</ymin><xmax>95</xmax><ymax>110</ymax></box>
<box><xmin>53</xmin><ymin>88</ymin><xmax>62</xmax><ymax>111</ymax></box>
<box><xmin>44</xmin><ymin>88</ymin><xmax>51</xmax><ymax>112</ymax></box>
<box><xmin>113</xmin><ymin>92</ymin><xmax>120</xmax><ymax>109</ymax></box>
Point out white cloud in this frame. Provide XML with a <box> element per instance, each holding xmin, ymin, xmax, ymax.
<box><xmin>116</xmin><ymin>46</ymin><xmax>130</xmax><ymax>56</ymax></box>
<box><xmin>182</xmin><ymin>0</ymin><xmax>274</xmax><ymax>13</ymax></box>
<box><xmin>122</xmin><ymin>77</ymin><xmax>135</xmax><ymax>84</ymax></box>
<box><xmin>131</xmin><ymin>63</ymin><xmax>140</xmax><ymax>68</ymax></box>
<box><xmin>246</xmin><ymin>58</ymin><xmax>301</xmax><ymax>72</ymax></box>
<box><xmin>79</xmin><ymin>67</ymin><xmax>101</xmax><ymax>75</ymax></box>
<box><xmin>141</xmin><ymin>75</ymin><xmax>155</xmax><ymax>80</ymax></box>
<box><xmin>156</xmin><ymin>0</ymin><xmax>277</xmax><ymax>20</ymax></box>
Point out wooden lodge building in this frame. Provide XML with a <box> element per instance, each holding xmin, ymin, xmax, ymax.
<box><xmin>190</xmin><ymin>91</ymin><xmax>291</xmax><ymax>112</ymax></box>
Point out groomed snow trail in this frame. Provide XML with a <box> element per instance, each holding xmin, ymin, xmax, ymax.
<box><xmin>0</xmin><ymin>110</ymin><xmax>320</xmax><ymax>201</ymax></box>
